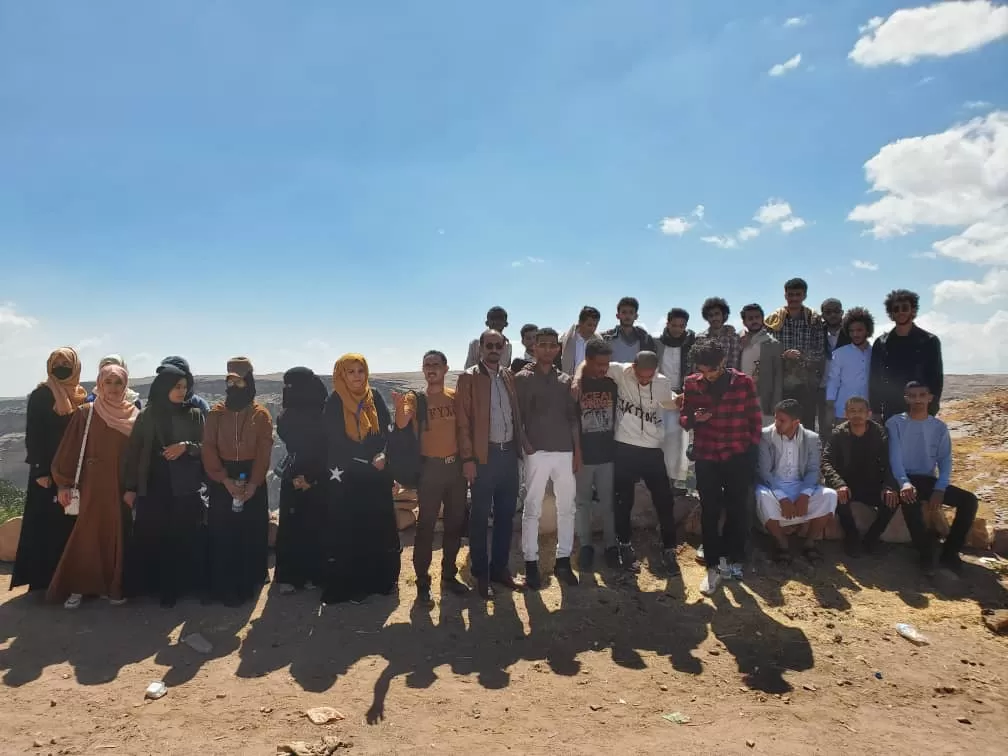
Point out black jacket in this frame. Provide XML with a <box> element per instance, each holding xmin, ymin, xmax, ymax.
<box><xmin>821</xmin><ymin>420</ymin><xmax>898</xmax><ymax>494</ymax></box>
<box><xmin>601</xmin><ymin>325</ymin><xmax>658</xmax><ymax>355</ymax></box>
<box><xmin>869</xmin><ymin>324</ymin><xmax>943</xmax><ymax>419</ymax></box>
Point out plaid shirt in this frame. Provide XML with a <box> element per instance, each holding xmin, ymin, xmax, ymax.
<box><xmin>680</xmin><ymin>369</ymin><xmax>763</xmax><ymax>461</ymax></box>
<box><xmin>778</xmin><ymin>310</ymin><xmax>825</xmax><ymax>387</ymax></box>
<box><xmin>692</xmin><ymin>325</ymin><xmax>741</xmax><ymax>372</ymax></box>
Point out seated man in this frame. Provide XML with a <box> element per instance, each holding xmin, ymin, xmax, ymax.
<box><xmin>821</xmin><ymin>396</ymin><xmax>899</xmax><ymax>556</ymax></box>
<box><xmin>756</xmin><ymin>399</ymin><xmax>838</xmax><ymax>563</ymax></box>
<box><xmin>887</xmin><ymin>381</ymin><xmax>978</xmax><ymax>576</ymax></box>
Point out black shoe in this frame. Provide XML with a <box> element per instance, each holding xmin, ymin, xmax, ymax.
<box><xmin>662</xmin><ymin>548</ymin><xmax>681</xmax><ymax>577</ymax></box>
<box><xmin>603</xmin><ymin>546</ymin><xmax>620</xmax><ymax>569</ymax></box>
<box><xmin>555</xmin><ymin>557</ymin><xmax>579</xmax><ymax>586</ymax></box>
<box><xmin>844</xmin><ymin>535</ymin><xmax>862</xmax><ymax>558</ymax></box>
<box><xmin>939</xmin><ymin>553</ymin><xmax>964</xmax><ymax>576</ymax></box>
<box><xmin>491</xmin><ymin>570</ymin><xmax>525</xmax><ymax>591</ymax></box>
<box><xmin>476</xmin><ymin>577</ymin><xmax>493</xmax><ymax>601</ymax></box>
<box><xmin>578</xmin><ymin>545</ymin><xmax>595</xmax><ymax>572</ymax></box>
<box><xmin>524</xmin><ymin>561</ymin><xmax>542</xmax><ymax>591</ymax></box>
<box><xmin>617</xmin><ymin>542</ymin><xmax>641</xmax><ymax>573</ymax></box>
<box><xmin>440</xmin><ymin>577</ymin><xmax>471</xmax><ymax>596</ymax></box>
<box><xmin>415</xmin><ymin>584</ymin><xmax>435</xmax><ymax>608</ymax></box>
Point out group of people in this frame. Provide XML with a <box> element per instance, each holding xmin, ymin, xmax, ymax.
<box><xmin>8</xmin><ymin>277</ymin><xmax>978</xmax><ymax>610</ymax></box>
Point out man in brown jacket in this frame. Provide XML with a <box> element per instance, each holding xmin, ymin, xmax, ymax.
<box><xmin>455</xmin><ymin>329</ymin><xmax>525</xmax><ymax>600</ymax></box>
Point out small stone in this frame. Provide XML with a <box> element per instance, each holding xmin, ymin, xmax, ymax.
<box><xmin>708</xmin><ymin>649</ymin><xmax>720</xmax><ymax>656</ymax></box>
<box><xmin>215</xmin><ymin>693</ymin><xmax>227</xmax><ymax>699</ymax></box>
<box><xmin>659</xmin><ymin>684</ymin><xmax>668</xmax><ymax>691</ymax></box>
<box><xmin>33</xmin><ymin>740</ymin><xmax>44</xmax><ymax>749</ymax></box>
<box><xmin>833</xmin><ymin>633</ymin><xmax>843</xmax><ymax>643</ymax></box>
<box><xmin>589</xmin><ymin>704</ymin><xmax>603</xmax><ymax>712</ymax></box>
<box><xmin>956</xmin><ymin>717</ymin><xmax>972</xmax><ymax>725</ymax></box>
<box><xmin>260</xmin><ymin>706</ymin><xmax>274</xmax><ymax>714</ymax></box>
<box><xmin>50</xmin><ymin>738</ymin><xmax>57</xmax><ymax>745</ymax></box>
<box><xmin>49</xmin><ymin>700</ymin><xmax>56</xmax><ymax>707</ymax></box>
<box><xmin>935</xmin><ymin>685</ymin><xmax>959</xmax><ymax>694</ymax></box>
<box><xmin>746</xmin><ymin>740</ymin><xmax>756</xmax><ymax>748</ymax></box>
<box><xmin>826</xmin><ymin>622</ymin><xmax>835</xmax><ymax>629</ymax></box>
<box><xmin>803</xmin><ymin>683</ymin><xmax>817</xmax><ymax>692</ymax></box>
<box><xmin>782</xmin><ymin>695</ymin><xmax>791</xmax><ymax>704</ymax></box>
<box><xmin>305</xmin><ymin>706</ymin><xmax>346</xmax><ymax>725</ymax></box>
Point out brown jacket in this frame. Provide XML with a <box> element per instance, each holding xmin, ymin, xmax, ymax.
<box><xmin>455</xmin><ymin>363</ymin><xmax>524</xmax><ymax>465</ymax></box>
<box><xmin>201</xmin><ymin>402</ymin><xmax>274</xmax><ymax>486</ymax></box>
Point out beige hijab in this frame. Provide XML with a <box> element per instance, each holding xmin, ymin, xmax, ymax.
<box><xmin>42</xmin><ymin>347</ymin><xmax>88</xmax><ymax>416</ymax></box>
<box><xmin>92</xmin><ymin>364</ymin><xmax>139</xmax><ymax>436</ymax></box>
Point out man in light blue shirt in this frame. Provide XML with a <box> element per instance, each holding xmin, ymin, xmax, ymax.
<box><xmin>826</xmin><ymin>307</ymin><xmax>874</xmax><ymax>426</ymax></box>
<box><xmin>886</xmin><ymin>381</ymin><xmax>978</xmax><ymax>575</ymax></box>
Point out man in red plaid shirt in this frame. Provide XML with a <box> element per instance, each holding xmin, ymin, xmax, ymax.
<box><xmin>680</xmin><ymin>339</ymin><xmax>763</xmax><ymax>596</ymax></box>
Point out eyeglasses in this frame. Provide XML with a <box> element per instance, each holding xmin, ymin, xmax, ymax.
<box><xmin>483</xmin><ymin>342</ymin><xmax>504</xmax><ymax>350</ymax></box>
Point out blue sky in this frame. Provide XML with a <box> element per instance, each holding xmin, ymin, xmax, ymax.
<box><xmin>1</xmin><ymin>0</ymin><xmax>1006</xmax><ymax>394</ymax></box>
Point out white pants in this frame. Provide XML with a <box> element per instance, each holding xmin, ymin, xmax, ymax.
<box><xmin>662</xmin><ymin>411</ymin><xmax>690</xmax><ymax>481</ymax></box>
<box><xmin>755</xmin><ymin>485</ymin><xmax>837</xmax><ymax>526</ymax></box>
<box><xmin>522</xmin><ymin>451</ymin><xmax>576</xmax><ymax>561</ymax></box>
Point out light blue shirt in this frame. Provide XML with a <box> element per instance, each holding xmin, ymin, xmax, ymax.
<box><xmin>826</xmin><ymin>342</ymin><xmax>871</xmax><ymax>418</ymax></box>
<box><xmin>886</xmin><ymin>413</ymin><xmax>952</xmax><ymax>490</ymax></box>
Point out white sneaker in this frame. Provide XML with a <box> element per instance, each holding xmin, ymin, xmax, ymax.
<box><xmin>699</xmin><ymin>568</ymin><xmax>721</xmax><ymax>596</ymax></box>
<box><xmin>695</xmin><ymin>544</ymin><xmax>705</xmax><ymax>564</ymax></box>
<box><xmin>64</xmin><ymin>593</ymin><xmax>83</xmax><ymax>610</ymax></box>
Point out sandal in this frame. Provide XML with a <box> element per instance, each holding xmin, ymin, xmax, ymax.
<box><xmin>802</xmin><ymin>545</ymin><xmax>824</xmax><ymax>565</ymax></box>
<box><xmin>771</xmin><ymin>544</ymin><xmax>793</xmax><ymax>565</ymax></box>
<box><xmin>64</xmin><ymin>593</ymin><xmax>83</xmax><ymax>610</ymax></box>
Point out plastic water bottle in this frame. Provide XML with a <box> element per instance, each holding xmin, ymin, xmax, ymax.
<box><xmin>232</xmin><ymin>473</ymin><xmax>247</xmax><ymax>513</ymax></box>
<box><xmin>895</xmin><ymin>622</ymin><xmax>930</xmax><ymax>646</ymax></box>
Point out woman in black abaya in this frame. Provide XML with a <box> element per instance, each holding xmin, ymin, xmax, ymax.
<box><xmin>321</xmin><ymin>354</ymin><xmax>401</xmax><ymax>604</ymax></box>
<box><xmin>11</xmin><ymin>348</ymin><xmax>87</xmax><ymax>593</ymax></box>
<box><xmin>122</xmin><ymin>364</ymin><xmax>206</xmax><ymax>606</ymax></box>
<box><xmin>274</xmin><ymin>367</ymin><xmax>328</xmax><ymax>594</ymax></box>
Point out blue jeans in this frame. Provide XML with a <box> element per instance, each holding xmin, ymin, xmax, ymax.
<box><xmin>469</xmin><ymin>446</ymin><xmax>519</xmax><ymax>578</ymax></box>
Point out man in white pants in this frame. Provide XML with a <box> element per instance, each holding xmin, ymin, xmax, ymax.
<box><xmin>756</xmin><ymin>399</ymin><xmax>837</xmax><ymax>564</ymax></box>
<box><xmin>513</xmin><ymin>327</ymin><xmax>581</xmax><ymax>589</ymax></box>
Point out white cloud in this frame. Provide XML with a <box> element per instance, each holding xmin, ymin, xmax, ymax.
<box><xmin>769</xmin><ymin>53</ymin><xmax>802</xmax><ymax>76</ymax></box>
<box><xmin>692</xmin><ymin>204</ymin><xmax>705</xmax><ymax>220</ymax></box>
<box><xmin>511</xmin><ymin>256</ymin><xmax>546</xmax><ymax>267</ymax></box>
<box><xmin>852</xmin><ymin>259</ymin><xmax>880</xmax><ymax>271</ymax></box>
<box><xmin>0</xmin><ymin>303</ymin><xmax>36</xmax><ymax>331</ymax></box>
<box><xmin>965</xmin><ymin>100</ymin><xmax>993</xmax><ymax>110</ymax></box>
<box><xmin>780</xmin><ymin>217</ymin><xmax>807</xmax><ymax>233</ymax></box>
<box><xmin>659</xmin><ymin>216</ymin><xmax>694</xmax><ymax>236</ymax></box>
<box><xmin>933</xmin><ymin>268</ymin><xmax>1008</xmax><ymax>304</ymax></box>
<box><xmin>915</xmin><ymin>309</ymin><xmax>1008</xmax><ymax>372</ymax></box>
<box><xmin>784</xmin><ymin>16</ymin><xmax>807</xmax><ymax>28</ymax></box>
<box><xmin>848</xmin><ymin>111</ymin><xmax>1008</xmax><ymax>263</ymax></box>
<box><xmin>755</xmin><ymin>199</ymin><xmax>796</xmax><ymax>225</ymax></box>
<box><xmin>737</xmin><ymin>226</ymin><xmax>761</xmax><ymax>241</ymax></box>
<box><xmin>849</xmin><ymin>1</ymin><xmax>1008</xmax><ymax>67</ymax></box>
<box><xmin>700</xmin><ymin>235</ymin><xmax>738</xmax><ymax>249</ymax></box>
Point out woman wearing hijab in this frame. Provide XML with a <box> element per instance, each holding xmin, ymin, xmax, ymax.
<box><xmin>47</xmin><ymin>364</ymin><xmax>138</xmax><ymax>608</ymax></box>
<box><xmin>274</xmin><ymin>367</ymin><xmax>329</xmax><ymax>594</ymax></box>
<box><xmin>156</xmin><ymin>356</ymin><xmax>212</xmax><ymax>416</ymax></box>
<box><xmin>85</xmin><ymin>355</ymin><xmax>141</xmax><ymax>409</ymax></box>
<box><xmin>11</xmin><ymin>348</ymin><xmax>88</xmax><ymax>593</ymax></box>
<box><xmin>322</xmin><ymin>354</ymin><xmax>401</xmax><ymax>604</ymax></box>
<box><xmin>201</xmin><ymin>357</ymin><xmax>274</xmax><ymax>606</ymax></box>
<box><xmin>123</xmin><ymin>363</ymin><xmax>206</xmax><ymax>607</ymax></box>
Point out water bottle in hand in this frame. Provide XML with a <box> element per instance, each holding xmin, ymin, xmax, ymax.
<box><xmin>232</xmin><ymin>473</ymin><xmax>247</xmax><ymax>513</ymax></box>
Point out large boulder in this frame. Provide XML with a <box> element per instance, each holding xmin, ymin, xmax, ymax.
<box><xmin>0</xmin><ymin>516</ymin><xmax>22</xmax><ymax>562</ymax></box>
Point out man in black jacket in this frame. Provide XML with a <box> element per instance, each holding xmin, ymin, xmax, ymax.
<box><xmin>601</xmin><ymin>296</ymin><xmax>658</xmax><ymax>363</ymax></box>
<box><xmin>821</xmin><ymin>396</ymin><xmax>899</xmax><ymax>555</ymax></box>
<box><xmin>869</xmin><ymin>289</ymin><xmax>943</xmax><ymax>421</ymax></box>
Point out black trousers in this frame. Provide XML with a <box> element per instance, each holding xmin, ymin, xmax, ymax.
<box><xmin>834</xmin><ymin>486</ymin><xmax>889</xmax><ymax>544</ymax></box>
<box><xmin>695</xmin><ymin>453</ymin><xmax>752</xmax><ymax>564</ymax></box>
<box><xmin>614</xmin><ymin>443</ymin><xmax>677</xmax><ymax>549</ymax></box>
<box><xmin>783</xmin><ymin>383</ymin><xmax>818</xmax><ymax>430</ymax></box>
<box><xmin>904</xmin><ymin>475</ymin><xmax>978</xmax><ymax>562</ymax></box>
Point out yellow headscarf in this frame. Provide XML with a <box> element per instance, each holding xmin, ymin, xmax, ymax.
<box><xmin>332</xmin><ymin>354</ymin><xmax>380</xmax><ymax>442</ymax></box>
<box><xmin>41</xmin><ymin>347</ymin><xmax>88</xmax><ymax>416</ymax></box>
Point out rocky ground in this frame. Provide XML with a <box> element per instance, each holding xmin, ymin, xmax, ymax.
<box><xmin>1</xmin><ymin>376</ymin><xmax>1007</xmax><ymax>755</ymax></box>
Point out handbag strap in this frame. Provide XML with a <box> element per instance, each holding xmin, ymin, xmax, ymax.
<box><xmin>73</xmin><ymin>404</ymin><xmax>93</xmax><ymax>489</ymax></box>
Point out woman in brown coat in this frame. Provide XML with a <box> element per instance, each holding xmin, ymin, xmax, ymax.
<box><xmin>201</xmin><ymin>357</ymin><xmax>274</xmax><ymax>606</ymax></box>
<box><xmin>48</xmin><ymin>364</ymin><xmax>138</xmax><ymax>609</ymax></box>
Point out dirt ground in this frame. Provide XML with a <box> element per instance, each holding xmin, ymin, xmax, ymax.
<box><xmin>3</xmin><ymin>392</ymin><xmax>1008</xmax><ymax>755</ymax></box>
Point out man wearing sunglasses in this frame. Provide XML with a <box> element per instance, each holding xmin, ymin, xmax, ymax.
<box><xmin>464</xmin><ymin>306</ymin><xmax>513</xmax><ymax>370</ymax></box>
<box><xmin>455</xmin><ymin>329</ymin><xmax>526</xmax><ymax>600</ymax></box>
<box><xmin>869</xmin><ymin>289</ymin><xmax>944</xmax><ymax>422</ymax></box>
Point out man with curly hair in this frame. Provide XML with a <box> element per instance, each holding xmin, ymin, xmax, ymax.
<box><xmin>694</xmin><ymin>297</ymin><xmax>740</xmax><ymax>372</ymax></box>
<box><xmin>826</xmin><ymin>307</ymin><xmax>875</xmax><ymax>427</ymax></box>
<box><xmin>869</xmin><ymin>290</ymin><xmax>943</xmax><ymax>421</ymax></box>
